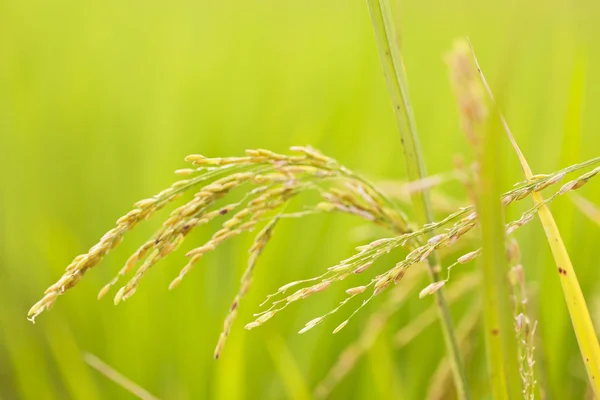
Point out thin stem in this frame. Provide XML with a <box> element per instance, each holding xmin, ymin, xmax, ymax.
<box><xmin>84</xmin><ymin>353</ymin><xmax>160</xmax><ymax>400</ymax></box>
<box><xmin>365</xmin><ymin>1</ymin><xmax>470</xmax><ymax>398</ymax></box>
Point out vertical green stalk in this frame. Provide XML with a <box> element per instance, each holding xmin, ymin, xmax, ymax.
<box><xmin>365</xmin><ymin>1</ymin><xmax>470</xmax><ymax>398</ymax></box>
<box><xmin>475</xmin><ymin>114</ymin><xmax>521</xmax><ymax>399</ymax></box>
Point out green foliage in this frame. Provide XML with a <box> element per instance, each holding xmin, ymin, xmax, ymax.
<box><xmin>2</xmin><ymin>0</ymin><xmax>600</xmax><ymax>399</ymax></box>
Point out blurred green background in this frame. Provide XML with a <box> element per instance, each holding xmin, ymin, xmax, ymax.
<box><xmin>1</xmin><ymin>0</ymin><xmax>600</xmax><ymax>398</ymax></box>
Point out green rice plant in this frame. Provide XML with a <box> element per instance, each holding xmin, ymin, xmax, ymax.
<box><xmin>476</xmin><ymin>135</ymin><xmax>522</xmax><ymax>398</ymax></box>
<box><xmin>467</xmin><ymin>38</ymin><xmax>600</xmax><ymax>396</ymax></box>
<box><xmin>365</xmin><ymin>1</ymin><xmax>470</xmax><ymax>395</ymax></box>
<box><xmin>26</xmin><ymin>3</ymin><xmax>600</xmax><ymax>399</ymax></box>
<box><xmin>28</xmin><ymin>144</ymin><xmax>600</xmax><ymax>393</ymax></box>
<box><xmin>448</xmin><ymin>39</ymin><xmax>521</xmax><ymax>397</ymax></box>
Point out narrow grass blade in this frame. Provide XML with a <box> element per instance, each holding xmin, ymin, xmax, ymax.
<box><xmin>570</xmin><ymin>192</ymin><xmax>600</xmax><ymax>227</ymax></box>
<box><xmin>474</xmin><ymin>112</ymin><xmax>521</xmax><ymax>399</ymax></box>
<box><xmin>530</xmin><ymin>196</ymin><xmax>600</xmax><ymax>394</ymax></box>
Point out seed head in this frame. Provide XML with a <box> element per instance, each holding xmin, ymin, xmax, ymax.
<box><xmin>312</xmin><ymin>281</ymin><xmax>331</xmax><ymax>293</ymax></box>
<box><xmin>244</xmin><ymin>321</ymin><xmax>260</xmax><ymax>330</ymax></box>
<box><xmin>256</xmin><ymin>311</ymin><xmax>274</xmax><ymax>324</ymax></box>
<box><xmin>346</xmin><ymin>286</ymin><xmax>367</xmax><ymax>295</ymax></box>
<box><xmin>457</xmin><ymin>249</ymin><xmax>480</xmax><ymax>264</ymax></box>
<box><xmin>333</xmin><ymin>320</ymin><xmax>348</xmax><ymax>334</ymax></box>
<box><xmin>353</xmin><ymin>262</ymin><xmax>373</xmax><ymax>274</ymax></box>
<box><xmin>419</xmin><ymin>281</ymin><xmax>446</xmax><ymax>298</ymax></box>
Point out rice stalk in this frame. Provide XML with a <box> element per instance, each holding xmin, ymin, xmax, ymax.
<box><xmin>449</xmin><ymin>38</ymin><xmax>521</xmax><ymax>398</ymax></box>
<box><xmin>468</xmin><ymin>38</ymin><xmax>600</xmax><ymax>396</ymax></box>
<box><xmin>365</xmin><ymin>1</ymin><xmax>470</xmax><ymax>397</ymax></box>
<box><xmin>477</xmin><ymin>89</ymin><xmax>522</xmax><ymax>399</ymax></box>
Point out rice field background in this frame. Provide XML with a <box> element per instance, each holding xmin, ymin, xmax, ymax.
<box><xmin>1</xmin><ymin>0</ymin><xmax>600</xmax><ymax>398</ymax></box>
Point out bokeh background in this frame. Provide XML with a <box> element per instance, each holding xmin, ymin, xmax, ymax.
<box><xmin>1</xmin><ymin>0</ymin><xmax>600</xmax><ymax>398</ymax></box>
